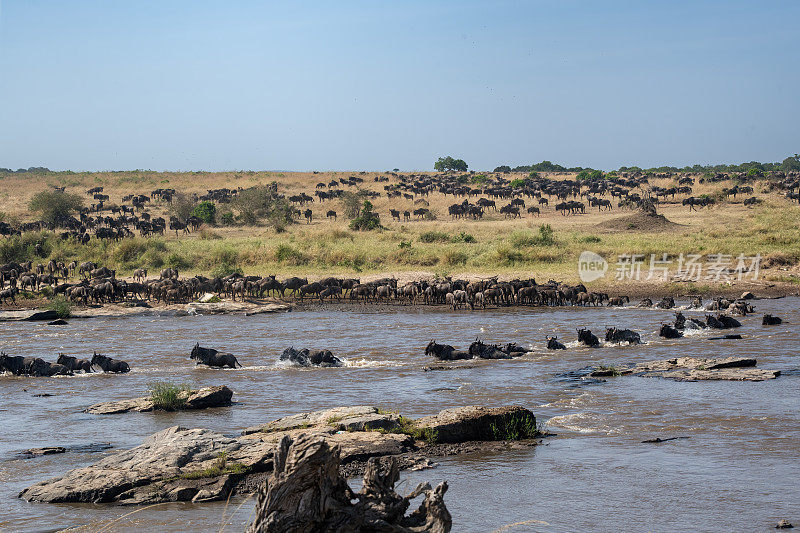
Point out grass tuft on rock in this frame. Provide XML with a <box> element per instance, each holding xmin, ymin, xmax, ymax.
<box><xmin>180</xmin><ymin>451</ymin><xmax>251</xmax><ymax>480</ymax></box>
<box><xmin>489</xmin><ymin>413</ymin><xmax>539</xmax><ymax>441</ymax></box>
<box><xmin>148</xmin><ymin>381</ymin><xmax>190</xmax><ymax>411</ymax></box>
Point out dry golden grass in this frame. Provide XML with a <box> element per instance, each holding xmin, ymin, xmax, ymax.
<box><xmin>1</xmin><ymin>169</ymin><xmax>799</xmax><ymax>292</ymax></box>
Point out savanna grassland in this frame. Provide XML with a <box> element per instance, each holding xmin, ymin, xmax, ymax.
<box><xmin>1</xmin><ymin>168</ymin><xmax>799</xmax><ymax>296</ymax></box>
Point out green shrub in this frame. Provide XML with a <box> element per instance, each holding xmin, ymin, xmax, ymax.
<box><xmin>470</xmin><ymin>174</ymin><xmax>489</xmax><ymax>184</ymax></box>
<box><xmin>444</xmin><ymin>250</ymin><xmax>468</xmax><ymax>265</ymax></box>
<box><xmin>166</xmin><ymin>252</ymin><xmax>192</xmax><ymax>270</ymax></box>
<box><xmin>148</xmin><ymin>381</ymin><xmax>190</xmax><ymax>410</ymax></box>
<box><xmin>219</xmin><ymin>211</ymin><xmax>235</xmax><ymax>226</ymax></box>
<box><xmin>452</xmin><ymin>232</ymin><xmax>476</xmax><ymax>243</ymax></box>
<box><xmin>192</xmin><ymin>201</ymin><xmax>216</xmax><ymax>224</ymax></box>
<box><xmin>493</xmin><ymin>246</ymin><xmax>526</xmax><ymax>266</ymax></box>
<box><xmin>234</xmin><ymin>184</ymin><xmax>293</xmax><ymax>230</ymax></box>
<box><xmin>349</xmin><ymin>201</ymin><xmax>382</xmax><ymax>231</ymax></box>
<box><xmin>509</xmin><ymin>225</ymin><xmax>555</xmax><ymax>248</ymax></box>
<box><xmin>489</xmin><ymin>413</ymin><xmax>538</xmax><ymax>441</ymax></box>
<box><xmin>419</xmin><ymin>231</ymin><xmax>451</xmax><ymax>243</ymax></box>
<box><xmin>510</xmin><ymin>178</ymin><xmax>526</xmax><ymax>189</ymax></box>
<box><xmin>47</xmin><ymin>295</ymin><xmax>71</xmax><ymax>318</ymax></box>
<box><xmin>275</xmin><ymin>244</ymin><xmax>309</xmax><ymax>265</ymax></box>
<box><xmin>28</xmin><ymin>190</ymin><xmax>83</xmax><ymax>226</ymax></box>
<box><xmin>112</xmin><ymin>239</ymin><xmax>166</xmax><ymax>269</ymax></box>
<box><xmin>199</xmin><ymin>228</ymin><xmax>222</xmax><ymax>240</ymax></box>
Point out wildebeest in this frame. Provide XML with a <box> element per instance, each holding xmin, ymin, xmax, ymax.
<box><xmin>705</xmin><ymin>314</ymin><xmax>740</xmax><ymax>329</ymax></box>
<box><xmin>467</xmin><ymin>341</ymin><xmax>508</xmax><ymax>359</ymax></box>
<box><xmin>546</xmin><ymin>336</ymin><xmax>566</xmax><ymax>350</ymax></box>
<box><xmin>189</xmin><ymin>343</ymin><xmax>240</xmax><ymax>368</ymax></box>
<box><xmin>604</xmin><ymin>328</ymin><xmax>641</xmax><ymax>344</ymax></box>
<box><xmin>424</xmin><ymin>341</ymin><xmax>470</xmax><ymax>360</ymax></box>
<box><xmin>762</xmin><ymin>314</ymin><xmax>782</xmax><ymax>325</ymax></box>
<box><xmin>659</xmin><ymin>324</ymin><xmax>683</xmax><ymax>339</ymax></box>
<box><xmin>577</xmin><ymin>328</ymin><xmax>600</xmax><ymax>347</ymax></box>
<box><xmin>607</xmin><ymin>296</ymin><xmax>629</xmax><ymax>307</ymax></box>
<box><xmin>91</xmin><ymin>352</ymin><xmax>131</xmax><ymax>373</ymax></box>
<box><xmin>654</xmin><ymin>297</ymin><xmax>675</xmax><ymax>309</ymax></box>
<box><xmin>0</xmin><ymin>353</ymin><xmax>72</xmax><ymax>376</ymax></box>
<box><xmin>57</xmin><ymin>354</ymin><xmax>93</xmax><ymax>373</ymax></box>
<box><xmin>674</xmin><ymin>312</ymin><xmax>706</xmax><ymax>330</ymax></box>
<box><xmin>0</xmin><ymin>287</ymin><xmax>17</xmax><ymax>304</ymax></box>
<box><xmin>279</xmin><ymin>347</ymin><xmax>343</xmax><ymax>367</ymax></box>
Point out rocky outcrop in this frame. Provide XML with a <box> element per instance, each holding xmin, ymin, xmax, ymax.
<box><xmin>21</xmin><ymin>404</ymin><xmax>539</xmax><ymax>506</ymax></box>
<box><xmin>415</xmin><ymin>406</ymin><xmax>537</xmax><ymax>443</ymax></box>
<box><xmin>86</xmin><ymin>386</ymin><xmax>234</xmax><ymax>414</ymax></box>
<box><xmin>242</xmin><ymin>406</ymin><xmax>398</xmax><ymax>435</ymax></box>
<box><xmin>619</xmin><ymin>357</ymin><xmax>780</xmax><ymax>382</ymax></box>
<box><xmin>245</xmin><ymin>434</ymin><xmax>451</xmax><ymax>533</ymax></box>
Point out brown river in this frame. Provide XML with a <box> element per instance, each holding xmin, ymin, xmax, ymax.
<box><xmin>1</xmin><ymin>298</ymin><xmax>798</xmax><ymax>532</ymax></box>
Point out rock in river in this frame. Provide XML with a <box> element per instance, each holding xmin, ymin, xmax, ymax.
<box><xmin>86</xmin><ymin>385</ymin><xmax>234</xmax><ymax>414</ymax></box>
<box><xmin>21</xmin><ymin>404</ymin><xmax>539</xmax><ymax>505</ymax></box>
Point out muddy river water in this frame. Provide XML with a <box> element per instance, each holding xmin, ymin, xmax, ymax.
<box><xmin>1</xmin><ymin>298</ymin><xmax>798</xmax><ymax>532</ymax></box>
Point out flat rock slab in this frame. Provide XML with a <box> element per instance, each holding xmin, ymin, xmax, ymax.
<box><xmin>186</xmin><ymin>302</ymin><xmax>290</xmax><ymax>315</ymax></box>
<box><xmin>22</xmin><ymin>404</ymin><xmax>539</xmax><ymax>506</ymax></box>
<box><xmin>86</xmin><ymin>386</ymin><xmax>233</xmax><ymax>414</ymax></box>
<box><xmin>19</xmin><ymin>426</ymin><xmax>274</xmax><ymax>504</ymax></box>
<box><xmin>621</xmin><ymin>357</ymin><xmax>779</xmax><ymax>382</ymax></box>
<box><xmin>242</xmin><ymin>406</ymin><xmax>390</xmax><ymax>435</ymax></box>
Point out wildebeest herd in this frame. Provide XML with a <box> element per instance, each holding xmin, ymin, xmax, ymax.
<box><xmin>0</xmin><ymin>343</ymin><xmax>346</xmax><ymax>377</ymax></box>
<box><xmin>425</xmin><ymin>300</ymin><xmax>782</xmax><ymax>362</ymax></box>
<box><xmin>0</xmin><ymin>352</ymin><xmax>129</xmax><ymax>377</ymax></box>
<box><xmin>1</xmin><ymin>169</ymin><xmax>798</xmax><ymax>245</ymax></box>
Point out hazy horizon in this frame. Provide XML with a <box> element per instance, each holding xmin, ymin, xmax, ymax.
<box><xmin>1</xmin><ymin>1</ymin><xmax>798</xmax><ymax>172</ymax></box>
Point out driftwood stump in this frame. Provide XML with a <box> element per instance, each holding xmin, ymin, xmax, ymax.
<box><xmin>246</xmin><ymin>434</ymin><xmax>451</xmax><ymax>533</ymax></box>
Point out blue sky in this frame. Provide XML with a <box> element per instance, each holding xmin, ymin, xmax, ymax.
<box><xmin>0</xmin><ymin>1</ymin><xmax>797</xmax><ymax>171</ymax></box>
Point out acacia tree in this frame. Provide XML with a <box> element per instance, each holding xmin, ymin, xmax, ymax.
<box><xmin>28</xmin><ymin>190</ymin><xmax>83</xmax><ymax>226</ymax></box>
<box><xmin>434</xmin><ymin>156</ymin><xmax>468</xmax><ymax>172</ymax></box>
<box><xmin>782</xmin><ymin>154</ymin><xmax>800</xmax><ymax>172</ymax></box>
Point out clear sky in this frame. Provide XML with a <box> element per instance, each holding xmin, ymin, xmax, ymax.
<box><xmin>0</xmin><ymin>1</ymin><xmax>797</xmax><ymax>172</ymax></box>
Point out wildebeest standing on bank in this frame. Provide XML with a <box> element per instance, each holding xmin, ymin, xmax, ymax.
<box><xmin>190</xmin><ymin>343</ymin><xmax>241</xmax><ymax>368</ymax></box>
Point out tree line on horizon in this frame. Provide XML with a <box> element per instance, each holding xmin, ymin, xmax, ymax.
<box><xmin>1</xmin><ymin>154</ymin><xmax>799</xmax><ymax>176</ymax></box>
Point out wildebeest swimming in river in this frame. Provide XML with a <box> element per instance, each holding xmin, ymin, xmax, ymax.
<box><xmin>762</xmin><ymin>314</ymin><xmax>782</xmax><ymax>325</ymax></box>
<box><xmin>604</xmin><ymin>328</ymin><xmax>641</xmax><ymax>344</ymax></box>
<box><xmin>673</xmin><ymin>312</ymin><xmax>707</xmax><ymax>330</ymax></box>
<box><xmin>705</xmin><ymin>314</ymin><xmax>741</xmax><ymax>329</ymax></box>
<box><xmin>424</xmin><ymin>341</ymin><xmax>470</xmax><ymax>361</ymax></box>
<box><xmin>467</xmin><ymin>340</ymin><xmax>527</xmax><ymax>359</ymax></box>
<box><xmin>280</xmin><ymin>347</ymin><xmax>343</xmax><ymax>367</ymax></box>
<box><xmin>57</xmin><ymin>354</ymin><xmax>93</xmax><ymax>373</ymax></box>
<box><xmin>91</xmin><ymin>352</ymin><xmax>130</xmax><ymax>373</ymax></box>
<box><xmin>0</xmin><ymin>353</ymin><xmax>72</xmax><ymax>376</ymax></box>
<box><xmin>659</xmin><ymin>324</ymin><xmax>683</xmax><ymax>339</ymax></box>
<box><xmin>546</xmin><ymin>336</ymin><xmax>567</xmax><ymax>350</ymax></box>
<box><xmin>190</xmin><ymin>344</ymin><xmax>241</xmax><ymax>368</ymax></box>
<box><xmin>577</xmin><ymin>328</ymin><xmax>600</xmax><ymax>348</ymax></box>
